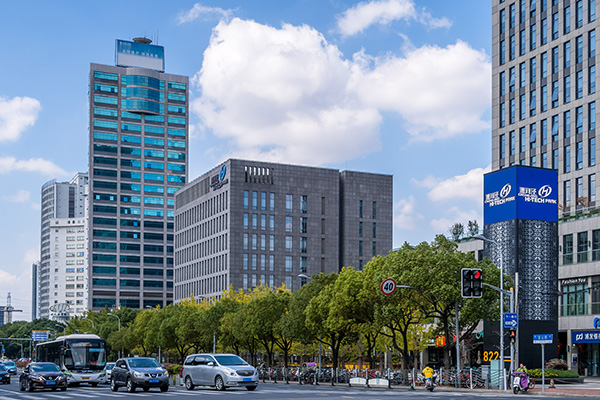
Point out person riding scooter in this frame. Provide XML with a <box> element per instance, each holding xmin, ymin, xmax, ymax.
<box><xmin>422</xmin><ymin>366</ymin><xmax>435</xmax><ymax>391</ymax></box>
<box><xmin>512</xmin><ymin>363</ymin><xmax>532</xmax><ymax>394</ymax></box>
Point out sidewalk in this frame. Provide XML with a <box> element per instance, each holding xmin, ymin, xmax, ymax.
<box><xmin>431</xmin><ymin>379</ymin><xmax>600</xmax><ymax>398</ymax></box>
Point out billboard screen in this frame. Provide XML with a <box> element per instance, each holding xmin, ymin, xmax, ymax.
<box><xmin>115</xmin><ymin>40</ymin><xmax>164</xmax><ymax>72</ymax></box>
<box><xmin>484</xmin><ymin>166</ymin><xmax>558</xmax><ymax>224</ymax></box>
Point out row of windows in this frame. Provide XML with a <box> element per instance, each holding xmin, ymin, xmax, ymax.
<box><xmin>93</xmin><ymin>122</ymin><xmax>186</xmax><ymax>138</ymax></box>
<box><xmin>94</xmin><ymin>95</ymin><xmax>186</xmax><ymax>115</ymax></box>
<box><xmin>498</xmin><ymin>0</ymin><xmax>596</xmax><ymax>66</ymax></box>
<box><xmin>175</xmin><ymin>213</ymin><xmax>228</xmax><ymax>248</ymax></box>
<box><xmin>92</xmin><ymin>266</ymin><xmax>174</xmax><ymax>277</ymax></box>
<box><xmin>175</xmin><ymin>274</ymin><xmax>226</xmax><ymax>299</ymax></box>
<box><xmin>561</xmin><ymin>174</ymin><xmax>596</xmax><ymax>210</ymax></box>
<box><xmin>499</xmin><ymin>66</ymin><xmax>596</xmax><ymax>127</ymax></box>
<box><xmin>92</xmin><ymin>278</ymin><xmax>173</xmax><ymax>288</ymax></box>
<box><xmin>175</xmin><ymin>254</ymin><xmax>227</xmax><ymax>282</ymax></box>
<box><xmin>94</xmin><ymin>133</ymin><xmax>186</xmax><ymax>148</ymax></box>
<box><xmin>92</xmin><ymin>299</ymin><xmax>167</xmax><ymax>309</ymax></box>
<box><xmin>176</xmin><ymin>191</ymin><xmax>229</xmax><ymax>230</ymax></box>
<box><xmin>93</xmin><ymin>144</ymin><xmax>185</xmax><ymax>161</ymax></box>
<box><xmin>175</xmin><ymin>233</ymin><xmax>228</xmax><ymax>264</ymax></box>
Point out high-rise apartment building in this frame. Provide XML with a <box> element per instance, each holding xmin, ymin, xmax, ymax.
<box><xmin>88</xmin><ymin>38</ymin><xmax>188</xmax><ymax>310</ymax></box>
<box><xmin>31</xmin><ymin>262</ymin><xmax>38</xmax><ymax>320</ymax></box>
<box><xmin>492</xmin><ymin>0</ymin><xmax>599</xmax><ymax>374</ymax></box>
<box><xmin>39</xmin><ymin>173</ymin><xmax>88</xmax><ymax>319</ymax></box>
<box><xmin>173</xmin><ymin>159</ymin><xmax>392</xmax><ymax>301</ymax></box>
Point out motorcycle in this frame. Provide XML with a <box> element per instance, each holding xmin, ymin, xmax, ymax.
<box><xmin>512</xmin><ymin>371</ymin><xmax>535</xmax><ymax>394</ymax></box>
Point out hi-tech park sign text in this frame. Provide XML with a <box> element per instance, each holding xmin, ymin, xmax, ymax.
<box><xmin>210</xmin><ymin>165</ymin><xmax>229</xmax><ymax>191</ymax></box>
<box><xmin>484</xmin><ymin>166</ymin><xmax>558</xmax><ymax>224</ymax></box>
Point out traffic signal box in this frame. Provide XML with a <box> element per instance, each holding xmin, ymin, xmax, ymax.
<box><xmin>461</xmin><ymin>268</ymin><xmax>483</xmax><ymax>298</ymax></box>
<box><xmin>510</xmin><ymin>330</ymin><xmax>516</xmax><ymax>343</ymax></box>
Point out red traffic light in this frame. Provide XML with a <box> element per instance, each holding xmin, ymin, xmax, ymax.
<box><xmin>474</xmin><ymin>270</ymin><xmax>481</xmax><ymax>279</ymax></box>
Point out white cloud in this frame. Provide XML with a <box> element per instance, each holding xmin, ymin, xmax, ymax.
<box><xmin>178</xmin><ymin>3</ymin><xmax>234</xmax><ymax>24</ymax></box>
<box><xmin>0</xmin><ymin>96</ymin><xmax>41</xmax><ymax>142</ymax></box>
<box><xmin>351</xmin><ymin>41</ymin><xmax>491</xmax><ymax>142</ymax></box>
<box><xmin>336</xmin><ymin>0</ymin><xmax>450</xmax><ymax>37</ymax></box>
<box><xmin>193</xmin><ymin>18</ymin><xmax>382</xmax><ymax>165</ymax></box>
<box><xmin>417</xmin><ymin>166</ymin><xmax>491</xmax><ymax>203</ymax></box>
<box><xmin>2</xmin><ymin>189</ymin><xmax>30</xmax><ymax>203</ymax></box>
<box><xmin>0</xmin><ymin>156</ymin><xmax>68</xmax><ymax>177</ymax></box>
<box><xmin>430</xmin><ymin>207</ymin><xmax>481</xmax><ymax>234</ymax></box>
<box><xmin>191</xmin><ymin>19</ymin><xmax>490</xmax><ymax>165</ymax></box>
<box><xmin>393</xmin><ymin>196</ymin><xmax>423</xmax><ymax>230</ymax></box>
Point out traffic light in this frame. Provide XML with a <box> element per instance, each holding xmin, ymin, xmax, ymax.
<box><xmin>461</xmin><ymin>268</ymin><xmax>483</xmax><ymax>298</ymax></box>
<box><xmin>510</xmin><ymin>330</ymin><xmax>516</xmax><ymax>343</ymax></box>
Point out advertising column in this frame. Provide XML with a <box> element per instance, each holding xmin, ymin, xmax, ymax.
<box><xmin>482</xmin><ymin>166</ymin><xmax>558</xmax><ymax>369</ymax></box>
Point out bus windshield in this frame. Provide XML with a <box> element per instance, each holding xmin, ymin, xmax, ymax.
<box><xmin>64</xmin><ymin>341</ymin><xmax>106</xmax><ymax>370</ymax></box>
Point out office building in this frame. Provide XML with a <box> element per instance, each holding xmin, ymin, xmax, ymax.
<box><xmin>88</xmin><ymin>38</ymin><xmax>188</xmax><ymax>310</ymax></box>
<box><xmin>174</xmin><ymin>159</ymin><xmax>392</xmax><ymax>301</ymax></box>
<box><xmin>492</xmin><ymin>0</ymin><xmax>600</xmax><ymax>374</ymax></box>
<box><xmin>39</xmin><ymin>173</ymin><xmax>88</xmax><ymax>319</ymax></box>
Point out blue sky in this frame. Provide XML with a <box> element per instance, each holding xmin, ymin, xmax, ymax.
<box><xmin>0</xmin><ymin>0</ymin><xmax>492</xmax><ymax>319</ymax></box>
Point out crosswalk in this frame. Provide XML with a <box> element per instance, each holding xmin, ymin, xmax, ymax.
<box><xmin>0</xmin><ymin>387</ymin><xmax>256</xmax><ymax>399</ymax></box>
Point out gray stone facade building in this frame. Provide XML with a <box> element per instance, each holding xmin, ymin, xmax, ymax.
<box><xmin>492</xmin><ymin>0</ymin><xmax>600</xmax><ymax>374</ymax></box>
<box><xmin>174</xmin><ymin>159</ymin><xmax>392</xmax><ymax>301</ymax></box>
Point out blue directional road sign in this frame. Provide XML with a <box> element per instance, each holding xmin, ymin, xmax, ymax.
<box><xmin>533</xmin><ymin>334</ymin><xmax>553</xmax><ymax>344</ymax></box>
<box><xmin>504</xmin><ymin>313</ymin><xmax>519</xmax><ymax>329</ymax></box>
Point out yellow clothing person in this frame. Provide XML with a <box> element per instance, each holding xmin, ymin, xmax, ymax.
<box><xmin>422</xmin><ymin>366</ymin><xmax>434</xmax><ymax>379</ymax></box>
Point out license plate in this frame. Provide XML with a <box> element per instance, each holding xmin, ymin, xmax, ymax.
<box><xmin>82</xmin><ymin>377</ymin><xmax>90</xmax><ymax>380</ymax></box>
<box><xmin>46</xmin><ymin>381</ymin><xmax>56</xmax><ymax>385</ymax></box>
<box><xmin>243</xmin><ymin>378</ymin><xmax>252</xmax><ymax>382</ymax></box>
<box><xmin>149</xmin><ymin>379</ymin><xmax>159</xmax><ymax>383</ymax></box>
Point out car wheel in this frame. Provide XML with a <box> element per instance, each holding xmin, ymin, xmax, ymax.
<box><xmin>19</xmin><ymin>380</ymin><xmax>25</xmax><ymax>391</ymax></box>
<box><xmin>160</xmin><ymin>385</ymin><xmax>169</xmax><ymax>392</ymax></box>
<box><xmin>126</xmin><ymin>378</ymin><xmax>136</xmax><ymax>393</ymax></box>
<box><xmin>215</xmin><ymin>375</ymin><xmax>226</xmax><ymax>391</ymax></box>
<box><xmin>185</xmin><ymin>376</ymin><xmax>195</xmax><ymax>390</ymax></box>
<box><xmin>91</xmin><ymin>382</ymin><xmax>98</xmax><ymax>387</ymax></box>
<box><xmin>110</xmin><ymin>379</ymin><xmax>118</xmax><ymax>392</ymax></box>
<box><xmin>246</xmin><ymin>385</ymin><xmax>257</xmax><ymax>391</ymax></box>
<box><xmin>60</xmin><ymin>387</ymin><xmax>67</xmax><ymax>391</ymax></box>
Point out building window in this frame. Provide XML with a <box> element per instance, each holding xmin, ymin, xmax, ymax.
<box><xmin>270</xmin><ymin>193</ymin><xmax>275</xmax><ymax>211</ymax></box>
<box><xmin>590</xmin><ymin>174</ymin><xmax>597</xmax><ymax>202</ymax></box>
<box><xmin>542</xmin><ymin>17</ymin><xmax>548</xmax><ymax>44</ymax></box>
<box><xmin>373</xmin><ymin>222</ymin><xmax>377</xmax><ymax>238</ymax></box>
<box><xmin>577</xmin><ymin>71</ymin><xmax>584</xmax><ymax>99</ymax></box>
<box><xmin>593</xmin><ymin>230</ymin><xmax>600</xmax><ymax>263</ymax></box>
<box><xmin>500</xmin><ymin>134</ymin><xmax>506</xmax><ymax>159</ymax></box>
<box><xmin>510</xmin><ymin>34</ymin><xmax>516</xmax><ymax>60</ymax></box>
<box><xmin>269</xmin><ymin>255</ymin><xmax>274</xmax><ymax>271</ymax></box>
<box><xmin>530</xmin><ymin>23</ymin><xmax>537</xmax><ymax>50</ymax></box>
<box><xmin>261</xmin><ymin>214</ymin><xmax>266</xmax><ymax>230</ymax></box>
<box><xmin>563</xmin><ymin>234</ymin><xmax>574</xmax><ymax>265</ymax></box>
<box><xmin>510</xmin><ymin>131</ymin><xmax>516</xmax><ymax>156</ymax></box>
<box><xmin>590</xmin><ymin>65</ymin><xmax>597</xmax><ymax>94</ymax></box>
<box><xmin>372</xmin><ymin>241</ymin><xmax>377</xmax><ymax>257</ymax></box>
<box><xmin>542</xmin><ymin>152</ymin><xmax>548</xmax><ymax>168</ymax></box>
<box><xmin>552</xmin><ymin>80</ymin><xmax>559</xmax><ymax>108</ymax></box>
<box><xmin>565</xmin><ymin>180</ymin><xmax>572</xmax><ymax>208</ymax></box>
<box><xmin>252</xmin><ymin>234</ymin><xmax>257</xmax><ymax>250</ymax></box>
<box><xmin>576</xmin><ymin>0</ymin><xmax>584</xmax><ymax>27</ymax></box>
<box><xmin>300</xmin><ymin>257</ymin><xmax>307</xmax><ymax>273</ymax></box>
<box><xmin>261</xmin><ymin>234</ymin><xmax>266</xmax><ymax>251</ymax></box>
<box><xmin>252</xmin><ymin>254</ymin><xmax>257</xmax><ymax>270</ymax></box>
<box><xmin>359</xmin><ymin>221</ymin><xmax>363</xmax><ymax>237</ymax></box>
<box><xmin>243</xmin><ymin>190</ymin><xmax>249</xmax><ymax>209</ymax></box>
<box><xmin>530</xmin><ymin>123</ymin><xmax>537</xmax><ymax>150</ymax></box>
<box><xmin>286</xmin><ymin>216</ymin><xmax>293</xmax><ymax>233</ymax></box>
<box><xmin>285</xmin><ymin>236</ymin><xmax>292</xmax><ymax>252</ymax></box>
<box><xmin>590</xmin><ymin>137</ymin><xmax>597</xmax><ymax>166</ymax></box>
<box><xmin>300</xmin><ymin>237</ymin><xmax>307</xmax><ymax>253</ymax></box>
<box><xmin>252</xmin><ymin>214</ymin><xmax>257</xmax><ymax>229</ymax></box>
<box><xmin>270</xmin><ymin>215</ymin><xmax>275</xmax><ymax>231</ymax></box>
<box><xmin>577</xmin><ymin>177</ymin><xmax>584</xmax><ymax>205</ymax></box>
<box><xmin>359</xmin><ymin>241</ymin><xmax>363</xmax><ymax>257</ymax></box>
<box><xmin>564</xmin><ymin>75</ymin><xmax>571</xmax><ymax>103</ymax></box>
<box><xmin>359</xmin><ymin>200</ymin><xmax>363</xmax><ymax>218</ymax></box>
<box><xmin>500</xmin><ymin>40</ymin><xmax>506</xmax><ymax>65</ymax></box>
<box><xmin>561</xmin><ymin>283</ymin><xmax>588</xmax><ymax>316</ymax></box>
<box><xmin>243</xmin><ymin>254</ymin><xmax>248</xmax><ymax>270</ymax></box>
<box><xmin>564</xmin><ymin>5</ymin><xmax>571</xmax><ymax>34</ymax></box>
<box><xmin>300</xmin><ymin>195</ymin><xmax>308</xmax><ymax>213</ymax></box>
<box><xmin>552</xmin><ymin>11</ymin><xmax>559</xmax><ymax>39</ymax></box>
<box><xmin>564</xmin><ymin>41</ymin><xmax>571</xmax><ymax>69</ymax></box>
<box><xmin>300</xmin><ymin>217</ymin><xmax>307</xmax><ymax>234</ymax></box>
<box><xmin>577</xmin><ymin>141</ymin><xmax>584</xmax><ymax>170</ymax></box>
<box><xmin>242</xmin><ymin>274</ymin><xmax>248</xmax><ymax>290</ymax></box>
<box><xmin>243</xmin><ymin>233</ymin><xmax>248</xmax><ymax>250</ymax></box>
<box><xmin>285</xmin><ymin>276</ymin><xmax>292</xmax><ymax>290</ymax></box>
<box><xmin>564</xmin><ymin>144</ymin><xmax>571</xmax><ymax>173</ymax></box>
<box><xmin>520</xmin><ymin>127</ymin><xmax>526</xmax><ymax>153</ymax></box>
<box><xmin>565</xmin><ymin>110</ymin><xmax>571</xmax><ymax>138</ymax></box>
<box><xmin>285</xmin><ymin>256</ymin><xmax>293</xmax><ymax>272</ymax></box>
<box><xmin>553</xmin><ymin>149</ymin><xmax>559</xmax><ymax>169</ymax></box>
<box><xmin>252</xmin><ymin>191</ymin><xmax>258</xmax><ymax>210</ymax></box>
<box><xmin>270</xmin><ymin>235</ymin><xmax>275</xmax><ymax>251</ymax></box>
<box><xmin>286</xmin><ymin>194</ymin><xmax>293</xmax><ymax>212</ymax></box>
<box><xmin>591</xmin><ymin>0</ymin><xmax>597</xmax><ymax>22</ymax></box>
<box><xmin>243</xmin><ymin>213</ymin><xmax>248</xmax><ymax>229</ymax></box>
<box><xmin>541</xmin><ymin>85</ymin><xmax>548</xmax><ymax>111</ymax></box>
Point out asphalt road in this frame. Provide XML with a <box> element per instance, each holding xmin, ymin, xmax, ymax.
<box><xmin>0</xmin><ymin>379</ymin><xmax>595</xmax><ymax>399</ymax></box>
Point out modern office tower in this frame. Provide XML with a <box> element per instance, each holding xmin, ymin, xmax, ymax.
<box><xmin>492</xmin><ymin>0</ymin><xmax>599</xmax><ymax>374</ymax></box>
<box><xmin>32</xmin><ymin>262</ymin><xmax>39</xmax><ymax>320</ymax></box>
<box><xmin>39</xmin><ymin>173</ymin><xmax>88</xmax><ymax>319</ymax></box>
<box><xmin>173</xmin><ymin>159</ymin><xmax>392</xmax><ymax>301</ymax></box>
<box><xmin>88</xmin><ymin>38</ymin><xmax>188</xmax><ymax>310</ymax></box>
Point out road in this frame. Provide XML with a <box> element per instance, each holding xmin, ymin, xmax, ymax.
<box><xmin>0</xmin><ymin>379</ymin><xmax>595</xmax><ymax>399</ymax></box>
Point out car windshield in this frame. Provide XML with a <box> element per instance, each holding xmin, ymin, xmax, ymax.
<box><xmin>3</xmin><ymin>361</ymin><xmax>15</xmax><ymax>367</ymax></box>
<box><xmin>215</xmin><ymin>355</ymin><xmax>248</xmax><ymax>366</ymax></box>
<box><xmin>106</xmin><ymin>363</ymin><xmax>115</xmax><ymax>370</ymax></box>
<box><xmin>128</xmin><ymin>359</ymin><xmax>159</xmax><ymax>368</ymax></box>
<box><xmin>0</xmin><ymin>366</ymin><xmax>7</xmax><ymax>372</ymax></box>
<box><xmin>31</xmin><ymin>364</ymin><xmax>60</xmax><ymax>373</ymax></box>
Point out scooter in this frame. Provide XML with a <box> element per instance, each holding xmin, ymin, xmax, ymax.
<box><xmin>512</xmin><ymin>371</ymin><xmax>534</xmax><ymax>394</ymax></box>
<box><xmin>425</xmin><ymin>373</ymin><xmax>437</xmax><ymax>392</ymax></box>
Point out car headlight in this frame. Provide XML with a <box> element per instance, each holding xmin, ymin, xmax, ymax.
<box><xmin>30</xmin><ymin>375</ymin><xmax>42</xmax><ymax>380</ymax></box>
<box><xmin>224</xmin><ymin>368</ymin><xmax>237</xmax><ymax>377</ymax></box>
<box><xmin>133</xmin><ymin>371</ymin><xmax>145</xmax><ymax>378</ymax></box>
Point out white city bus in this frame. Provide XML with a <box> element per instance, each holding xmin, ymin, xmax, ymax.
<box><xmin>36</xmin><ymin>334</ymin><xmax>106</xmax><ymax>386</ymax></box>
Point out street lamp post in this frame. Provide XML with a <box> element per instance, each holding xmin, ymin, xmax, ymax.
<box><xmin>107</xmin><ymin>313</ymin><xmax>121</xmax><ymax>358</ymax></box>
<box><xmin>474</xmin><ymin>234</ymin><xmax>507</xmax><ymax>391</ymax></box>
<box><xmin>82</xmin><ymin>317</ymin><xmax>95</xmax><ymax>330</ymax></box>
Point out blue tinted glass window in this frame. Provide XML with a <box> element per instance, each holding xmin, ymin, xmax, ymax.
<box><xmin>167</xmin><ymin>128</ymin><xmax>185</xmax><ymax>137</ymax></box>
<box><xmin>167</xmin><ymin>151</ymin><xmax>185</xmax><ymax>160</ymax></box>
<box><xmin>168</xmin><ymin>117</ymin><xmax>186</xmax><ymax>125</ymax></box>
<box><xmin>145</xmin><ymin>149</ymin><xmax>164</xmax><ymax>158</ymax></box>
<box><xmin>94</xmin><ymin>108</ymin><xmax>118</xmax><ymax>117</ymax></box>
<box><xmin>145</xmin><ymin>115</ymin><xmax>165</xmax><ymax>123</ymax></box>
<box><xmin>145</xmin><ymin>185</ymin><xmax>164</xmax><ymax>193</ymax></box>
<box><xmin>167</xmin><ymin>175</ymin><xmax>185</xmax><ymax>183</ymax></box>
<box><xmin>94</xmin><ymin>95</ymin><xmax>118</xmax><ymax>105</ymax></box>
<box><xmin>121</xmin><ymin>159</ymin><xmax>141</xmax><ymax>167</ymax></box>
<box><xmin>121</xmin><ymin>123</ymin><xmax>141</xmax><ymax>132</ymax></box>
<box><xmin>94</xmin><ymin>132</ymin><xmax>117</xmax><ymax>141</ymax></box>
<box><xmin>167</xmin><ymin>187</ymin><xmax>179</xmax><ymax>194</ymax></box>
<box><xmin>145</xmin><ymin>137</ymin><xmax>165</xmax><ymax>146</ymax></box>
<box><xmin>144</xmin><ymin>197</ymin><xmax>164</xmax><ymax>205</ymax></box>
<box><xmin>145</xmin><ymin>126</ymin><xmax>164</xmax><ymax>134</ymax></box>
<box><xmin>121</xmin><ymin>75</ymin><xmax>164</xmax><ymax>89</ymax></box>
<box><xmin>94</xmin><ymin>120</ymin><xmax>118</xmax><ymax>130</ymax></box>
<box><xmin>123</xmin><ymin>99</ymin><xmax>164</xmax><ymax>114</ymax></box>
<box><xmin>167</xmin><ymin>163</ymin><xmax>185</xmax><ymax>171</ymax></box>
<box><xmin>94</xmin><ymin>71</ymin><xmax>118</xmax><ymax>81</ymax></box>
<box><xmin>145</xmin><ymin>161</ymin><xmax>164</xmax><ymax>169</ymax></box>
<box><xmin>121</xmin><ymin>135</ymin><xmax>141</xmax><ymax>144</ymax></box>
<box><xmin>121</xmin><ymin>111</ymin><xmax>142</xmax><ymax>120</ymax></box>
<box><xmin>121</xmin><ymin>147</ymin><xmax>141</xmax><ymax>155</ymax></box>
<box><xmin>168</xmin><ymin>81</ymin><xmax>186</xmax><ymax>90</ymax></box>
<box><xmin>168</xmin><ymin>93</ymin><xmax>186</xmax><ymax>102</ymax></box>
<box><xmin>168</xmin><ymin>140</ymin><xmax>185</xmax><ymax>148</ymax></box>
<box><xmin>167</xmin><ymin>105</ymin><xmax>186</xmax><ymax>114</ymax></box>
<box><xmin>94</xmin><ymin>84</ymin><xmax>117</xmax><ymax>93</ymax></box>
<box><xmin>145</xmin><ymin>173</ymin><xmax>164</xmax><ymax>181</ymax></box>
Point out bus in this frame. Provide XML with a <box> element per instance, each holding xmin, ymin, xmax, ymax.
<box><xmin>36</xmin><ymin>334</ymin><xmax>107</xmax><ymax>386</ymax></box>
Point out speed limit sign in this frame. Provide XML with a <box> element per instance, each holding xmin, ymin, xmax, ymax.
<box><xmin>381</xmin><ymin>278</ymin><xmax>397</xmax><ymax>295</ymax></box>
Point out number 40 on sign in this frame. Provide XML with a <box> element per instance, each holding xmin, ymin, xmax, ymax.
<box><xmin>381</xmin><ymin>278</ymin><xmax>397</xmax><ymax>295</ymax></box>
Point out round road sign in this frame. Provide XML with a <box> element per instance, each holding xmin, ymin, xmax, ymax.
<box><xmin>381</xmin><ymin>278</ymin><xmax>397</xmax><ymax>295</ymax></box>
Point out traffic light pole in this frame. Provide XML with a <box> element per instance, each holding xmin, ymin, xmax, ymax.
<box><xmin>509</xmin><ymin>288</ymin><xmax>515</xmax><ymax>380</ymax></box>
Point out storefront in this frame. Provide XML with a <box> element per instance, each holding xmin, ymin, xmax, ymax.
<box><xmin>572</xmin><ymin>328</ymin><xmax>600</xmax><ymax>376</ymax></box>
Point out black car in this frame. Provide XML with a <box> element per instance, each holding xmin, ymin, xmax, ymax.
<box><xmin>111</xmin><ymin>357</ymin><xmax>169</xmax><ymax>393</ymax></box>
<box><xmin>19</xmin><ymin>362</ymin><xmax>67</xmax><ymax>392</ymax></box>
<box><xmin>0</xmin><ymin>365</ymin><xmax>10</xmax><ymax>384</ymax></box>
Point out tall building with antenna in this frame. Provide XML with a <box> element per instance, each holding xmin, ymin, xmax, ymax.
<box><xmin>88</xmin><ymin>38</ymin><xmax>189</xmax><ymax>310</ymax></box>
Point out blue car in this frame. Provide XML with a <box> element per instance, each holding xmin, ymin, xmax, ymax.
<box><xmin>1</xmin><ymin>361</ymin><xmax>16</xmax><ymax>375</ymax></box>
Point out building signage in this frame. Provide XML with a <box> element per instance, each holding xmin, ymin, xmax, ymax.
<box><xmin>561</xmin><ymin>277</ymin><xmax>588</xmax><ymax>286</ymax></box>
<box><xmin>31</xmin><ymin>330</ymin><xmax>51</xmax><ymax>341</ymax></box>
<box><xmin>484</xmin><ymin>166</ymin><xmax>558</xmax><ymax>224</ymax></box>
<box><xmin>595</xmin><ymin>317</ymin><xmax>600</xmax><ymax>330</ymax></box>
<box><xmin>573</xmin><ymin>330</ymin><xmax>600</xmax><ymax>343</ymax></box>
<box><xmin>210</xmin><ymin>165</ymin><xmax>229</xmax><ymax>191</ymax></box>
<box><xmin>115</xmin><ymin>39</ymin><xmax>165</xmax><ymax>72</ymax></box>
<box><xmin>504</xmin><ymin>312</ymin><xmax>519</xmax><ymax>328</ymax></box>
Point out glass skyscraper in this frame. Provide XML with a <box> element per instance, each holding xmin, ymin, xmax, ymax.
<box><xmin>88</xmin><ymin>38</ymin><xmax>189</xmax><ymax>310</ymax></box>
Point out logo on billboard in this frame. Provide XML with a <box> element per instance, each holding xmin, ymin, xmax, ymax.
<box><xmin>518</xmin><ymin>184</ymin><xmax>558</xmax><ymax>204</ymax></box>
<box><xmin>210</xmin><ymin>164</ymin><xmax>229</xmax><ymax>191</ymax></box>
<box><xmin>485</xmin><ymin>183</ymin><xmax>515</xmax><ymax>207</ymax></box>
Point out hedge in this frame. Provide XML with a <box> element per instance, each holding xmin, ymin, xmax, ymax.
<box><xmin>528</xmin><ymin>368</ymin><xmax>579</xmax><ymax>378</ymax></box>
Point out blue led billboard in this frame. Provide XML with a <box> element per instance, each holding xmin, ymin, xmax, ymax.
<box><xmin>484</xmin><ymin>166</ymin><xmax>558</xmax><ymax>224</ymax></box>
<box><xmin>115</xmin><ymin>40</ymin><xmax>165</xmax><ymax>72</ymax></box>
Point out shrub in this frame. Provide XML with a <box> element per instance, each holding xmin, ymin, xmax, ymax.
<box><xmin>545</xmin><ymin>358</ymin><xmax>568</xmax><ymax>370</ymax></box>
<box><xmin>163</xmin><ymin>363</ymin><xmax>182</xmax><ymax>376</ymax></box>
<box><xmin>528</xmin><ymin>368</ymin><xmax>579</xmax><ymax>378</ymax></box>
